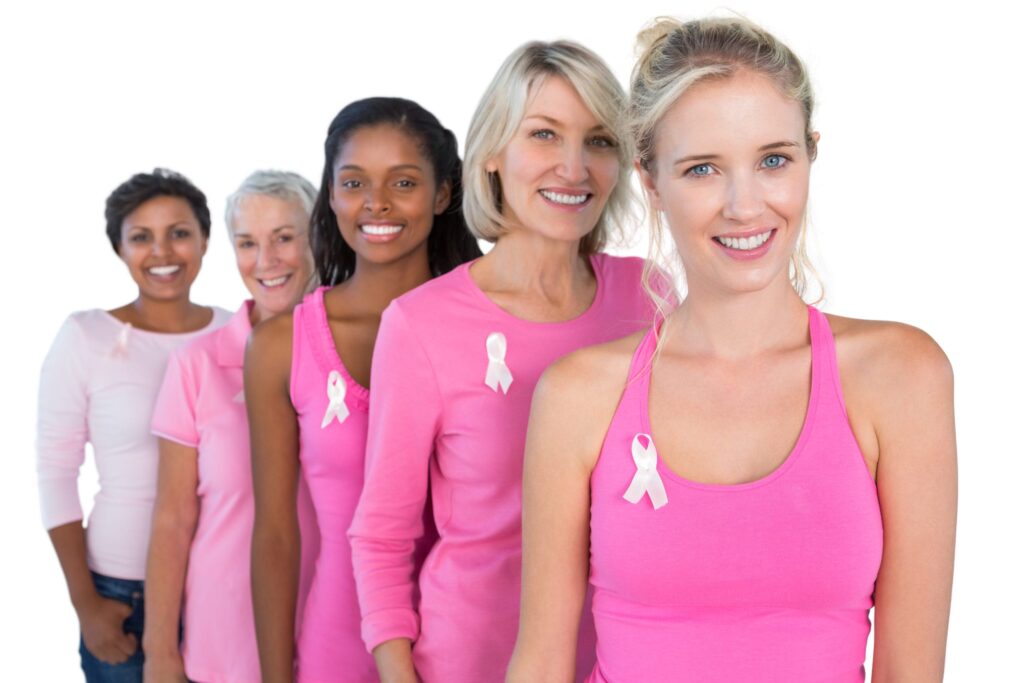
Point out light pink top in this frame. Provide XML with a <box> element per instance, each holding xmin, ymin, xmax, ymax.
<box><xmin>36</xmin><ymin>307</ymin><xmax>230</xmax><ymax>580</ymax></box>
<box><xmin>349</xmin><ymin>255</ymin><xmax>657</xmax><ymax>683</ymax></box>
<box><xmin>150</xmin><ymin>301</ymin><xmax>319</xmax><ymax>683</ymax></box>
<box><xmin>587</xmin><ymin>307</ymin><xmax>883</xmax><ymax>683</ymax></box>
<box><xmin>291</xmin><ymin>287</ymin><xmax>377</xmax><ymax>683</ymax></box>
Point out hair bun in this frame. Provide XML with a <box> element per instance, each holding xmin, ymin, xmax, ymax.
<box><xmin>635</xmin><ymin>17</ymin><xmax>681</xmax><ymax>57</ymax></box>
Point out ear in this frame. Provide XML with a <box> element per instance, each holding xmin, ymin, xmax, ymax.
<box><xmin>434</xmin><ymin>179</ymin><xmax>452</xmax><ymax>215</ymax></box>
<box><xmin>484</xmin><ymin>157</ymin><xmax>498</xmax><ymax>174</ymax></box>
<box><xmin>200</xmin><ymin>235</ymin><xmax>209</xmax><ymax>257</ymax></box>
<box><xmin>808</xmin><ymin>131</ymin><xmax>821</xmax><ymax>162</ymax></box>
<box><xmin>635</xmin><ymin>158</ymin><xmax>664</xmax><ymax>212</ymax></box>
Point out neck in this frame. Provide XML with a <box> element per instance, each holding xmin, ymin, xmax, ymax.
<box><xmin>668</xmin><ymin>276</ymin><xmax>808</xmax><ymax>359</ymax></box>
<box><xmin>129</xmin><ymin>294</ymin><xmax>202</xmax><ymax>333</ymax></box>
<box><xmin>343</xmin><ymin>247</ymin><xmax>433</xmax><ymax>315</ymax></box>
<box><xmin>476</xmin><ymin>229</ymin><xmax>591</xmax><ymax>303</ymax></box>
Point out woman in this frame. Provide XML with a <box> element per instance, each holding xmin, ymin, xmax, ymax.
<box><xmin>36</xmin><ymin>169</ymin><xmax>231</xmax><ymax>683</ymax></box>
<box><xmin>246</xmin><ymin>98</ymin><xmax>481</xmax><ymax>683</ymax></box>
<box><xmin>508</xmin><ymin>17</ymin><xmax>957</xmax><ymax>683</ymax></box>
<box><xmin>348</xmin><ymin>43</ymin><xmax>663</xmax><ymax>683</ymax></box>
<box><xmin>143</xmin><ymin>170</ymin><xmax>318</xmax><ymax>683</ymax></box>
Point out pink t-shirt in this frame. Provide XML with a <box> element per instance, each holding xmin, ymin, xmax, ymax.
<box><xmin>290</xmin><ymin>287</ymin><xmax>377</xmax><ymax>683</ymax></box>
<box><xmin>349</xmin><ymin>254</ymin><xmax>657</xmax><ymax>683</ymax></box>
<box><xmin>36</xmin><ymin>307</ymin><xmax>230</xmax><ymax>580</ymax></box>
<box><xmin>587</xmin><ymin>307</ymin><xmax>882</xmax><ymax>683</ymax></box>
<box><xmin>151</xmin><ymin>301</ymin><xmax>320</xmax><ymax>683</ymax></box>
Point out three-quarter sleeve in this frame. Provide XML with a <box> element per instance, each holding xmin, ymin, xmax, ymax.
<box><xmin>348</xmin><ymin>301</ymin><xmax>442</xmax><ymax>651</ymax></box>
<box><xmin>36</xmin><ymin>316</ymin><xmax>91</xmax><ymax>530</ymax></box>
<box><xmin>150</xmin><ymin>348</ymin><xmax>200</xmax><ymax>448</ymax></box>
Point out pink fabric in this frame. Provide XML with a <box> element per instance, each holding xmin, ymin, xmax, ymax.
<box><xmin>150</xmin><ymin>301</ymin><xmax>319</xmax><ymax>683</ymax></box>
<box><xmin>587</xmin><ymin>306</ymin><xmax>883</xmax><ymax>683</ymax></box>
<box><xmin>290</xmin><ymin>287</ymin><xmax>377</xmax><ymax>683</ymax></box>
<box><xmin>349</xmin><ymin>255</ymin><xmax>657</xmax><ymax>683</ymax></box>
<box><xmin>36</xmin><ymin>307</ymin><xmax>230</xmax><ymax>580</ymax></box>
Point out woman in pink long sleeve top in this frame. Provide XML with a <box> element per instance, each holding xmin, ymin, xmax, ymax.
<box><xmin>508</xmin><ymin>17</ymin><xmax>957</xmax><ymax>683</ymax></box>
<box><xmin>348</xmin><ymin>43</ymin><xmax>663</xmax><ymax>683</ymax></box>
<box><xmin>245</xmin><ymin>98</ymin><xmax>481</xmax><ymax>683</ymax></box>
<box><xmin>143</xmin><ymin>170</ymin><xmax>319</xmax><ymax>683</ymax></box>
<box><xmin>36</xmin><ymin>169</ymin><xmax>230</xmax><ymax>683</ymax></box>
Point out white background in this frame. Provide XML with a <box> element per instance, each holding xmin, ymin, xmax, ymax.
<box><xmin>2</xmin><ymin>0</ymin><xmax>1020</xmax><ymax>679</ymax></box>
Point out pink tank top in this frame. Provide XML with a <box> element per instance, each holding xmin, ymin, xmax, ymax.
<box><xmin>588</xmin><ymin>306</ymin><xmax>882</xmax><ymax>683</ymax></box>
<box><xmin>291</xmin><ymin>287</ymin><xmax>377</xmax><ymax>683</ymax></box>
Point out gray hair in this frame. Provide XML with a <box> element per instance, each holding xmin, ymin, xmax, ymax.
<box><xmin>224</xmin><ymin>169</ymin><xmax>318</xmax><ymax>233</ymax></box>
<box><xmin>463</xmin><ymin>40</ymin><xmax>633</xmax><ymax>254</ymax></box>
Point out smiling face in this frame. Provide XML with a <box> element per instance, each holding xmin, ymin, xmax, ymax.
<box><xmin>640</xmin><ymin>69</ymin><xmax>816</xmax><ymax>298</ymax></box>
<box><xmin>118</xmin><ymin>194</ymin><xmax>207</xmax><ymax>302</ymax></box>
<box><xmin>229</xmin><ymin>193</ymin><xmax>314</xmax><ymax>322</ymax></box>
<box><xmin>329</xmin><ymin>124</ymin><xmax>450</xmax><ymax>269</ymax></box>
<box><xmin>487</xmin><ymin>75</ymin><xmax>620</xmax><ymax>245</ymax></box>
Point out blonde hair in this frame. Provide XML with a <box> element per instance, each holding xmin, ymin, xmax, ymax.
<box><xmin>630</xmin><ymin>16</ymin><xmax>823</xmax><ymax>305</ymax></box>
<box><xmin>463</xmin><ymin>40</ymin><xmax>633</xmax><ymax>254</ymax></box>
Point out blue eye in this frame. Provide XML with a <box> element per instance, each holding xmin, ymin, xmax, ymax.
<box><xmin>688</xmin><ymin>164</ymin><xmax>713</xmax><ymax>177</ymax></box>
<box><xmin>762</xmin><ymin>154</ymin><xmax>788</xmax><ymax>169</ymax></box>
<box><xmin>531</xmin><ymin>129</ymin><xmax>556</xmax><ymax>141</ymax></box>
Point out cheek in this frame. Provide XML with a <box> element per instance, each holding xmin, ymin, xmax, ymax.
<box><xmin>330</xmin><ymin>193</ymin><xmax>359</xmax><ymax>227</ymax></box>
<box><xmin>662</xmin><ymin>182</ymin><xmax>719</xmax><ymax>234</ymax></box>
<box><xmin>234</xmin><ymin>250</ymin><xmax>257</xmax><ymax>278</ymax></box>
<box><xmin>592</xmin><ymin>155</ymin><xmax>621</xmax><ymax>192</ymax></box>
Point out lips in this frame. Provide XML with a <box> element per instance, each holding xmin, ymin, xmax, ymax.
<box><xmin>257</xmin><ymin>274</ymin><xmax>291</xmax><ymax>288</ymax></box>
<box><xmin>358</xmin><ymin>223</ymin><xmax>405</xmax><ymax>243</ymax></box>
<box><xmin>147</xmin><ymin>265</ymin><xmax>181</xmax><ymax>276</ymax></box>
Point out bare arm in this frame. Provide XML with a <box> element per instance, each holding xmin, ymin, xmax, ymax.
<box><xmin>506</xmin><ymin>342</ymin><xmax>632</xmax><ymax>683</ymax></box>
<box><xmin>247</xmin><ymin>314</ymin><xmax>302</xmax><ymax>683</ymax></box>
<box><xmin>372</xmin><ymin>639</ymin><xmax>417</xmax><ymax>683</ymax></box>
<box><xmin>845</xmin><ymin>323</ymin><xmax>956</xmax><ymax>681</ymax></box>
<box><xmin>142</xmin><ymin>439</ymin><xmax>199</xmax><ymax>683</ymax></box>
<box><xmin>48</xmin><ymin>522</ymin><xmax>137</xmax><ymax>664</ymax></box>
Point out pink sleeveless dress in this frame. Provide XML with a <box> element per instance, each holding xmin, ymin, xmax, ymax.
<box><xmin>291</xmin><ymin>287</ymin><xmax>377</xmax><ymax>683</ymax></box>
<box><xmin>588</xmin><ymin>306</ymin><xmax>883</xmax><ymax>683</ymax></box>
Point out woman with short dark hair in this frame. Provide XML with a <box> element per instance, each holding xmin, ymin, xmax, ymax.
<box><xmin>37</xmin><ymin>168</ymin><xmax>230</xmax><ymax>683</ymax></box>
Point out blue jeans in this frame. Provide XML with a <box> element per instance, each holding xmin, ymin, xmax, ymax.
<box><xmin>78</xmin><ymin>572</ymin><xmax>144</xmax><ymax>683</ymax></box>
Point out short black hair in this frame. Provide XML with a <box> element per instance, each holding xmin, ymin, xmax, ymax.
<box><xmin>104</xmin><ymin>168</ymin><xmax>211</xmax><ymax>253</ymax></box>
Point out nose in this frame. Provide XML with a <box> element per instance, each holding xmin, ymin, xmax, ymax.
<box><xmin>256</xmin><ymin>242</ymin><xmax>279</xmax><ymax>271</ymax></box>
<box><xmin>722</xmin><ymin>171</ymin><xmax>765</xmax><ymax>223</ymax></box>
<box><xmin>555</xmin><ymin>141</ymin><xmax>589</xmax><ymax>185</ymax></box>
<box><xmin>363</xmin><ymin>186</ymin><xmax>391</xmax><ymax>214</ymax></box>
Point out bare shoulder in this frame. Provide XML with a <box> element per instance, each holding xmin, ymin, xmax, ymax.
<box><xmin>827</xmin><ymin>313</ymin><xmax>953</xmax><ymax>421</ymax></box>
<box><xmin>531</xmin><ymin>331</ymin><xmax>645</xmax><ymax>469</ymax></box>
<box><xmin>245</xmin><ymin>311</ymin><xmax>294</xmax><ymax>379</ymax></box>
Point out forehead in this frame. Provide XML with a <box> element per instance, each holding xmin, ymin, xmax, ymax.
<box><xmin>522</xmin><ymin>74</ymin><xmax>601</xmax><ymax>129</ymax></box>
<box><xmin>655</xmin><ymin>70</ymin><xmax>805</xmax><ymax>156</ymax></box>
<box><xmin>123</xmin><ymin>195</ymin><xmax>196</xmax><ymax>228</ymax></box>
<box><xmin>231</xmin><ymin>194</ymin><xmax>307</xmax><ymax>235</ymax></box>
<box><xmin>335</xmin><ymin>124</ymin><xmax>427</xmax><ymax>170</ymax></box>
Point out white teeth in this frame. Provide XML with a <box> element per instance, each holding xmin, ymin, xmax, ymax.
<box><xmin>360</xmin><ymin>224</ymin><xmax>403</xmax><ymax>235</ymax></box>
<box><xmin>717</xmin><ymin>231</ymin><xmax>772</xmax><ymax>251</ymax></box>
<box><xmin>540</xmin><ymin>190</ymin><xmax>589</xmax><ymax>205</ymax></box>
<box><xmin>260</xmin><ymin>276</ymin><xmax>288</xmax><ymax>287</ymax></box>
<box><xmin>148</xmin><ymin>265</ymin><xmax>181</xmax><ymax>276</ymax></box>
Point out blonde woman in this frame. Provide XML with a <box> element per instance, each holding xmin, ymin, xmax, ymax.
<box><xmin>349</xmin><ymin>43</ymin><xmax>662</xmax><ymax>683</ymax></box>
<box><xmin>509</xmin><ymin>17</ymin><xmax>956</xmax><ymax>683</ymax></box>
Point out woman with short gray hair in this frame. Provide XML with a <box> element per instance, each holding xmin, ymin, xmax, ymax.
<box><xmin>143</xmin><ymin>169</ymin><xmax>317</xmax><ymax>683</ymax></box>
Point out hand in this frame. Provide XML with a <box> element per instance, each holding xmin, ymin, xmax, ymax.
<box><xmin>77</xmin><ymin>594</ymin><xmax>137</xmax><ymax>664</ymax></box>
<box><xmin>143</xmin><ymin>652</ymin><xmax>188</xmax><ymax>683</ymax></box>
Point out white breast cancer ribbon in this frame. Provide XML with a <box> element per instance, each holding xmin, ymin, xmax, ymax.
<box><xmin>484</xmin><ymin>332</ymin><xmax>513</xmax><ymax>394</ymax></box>
<box><xmin>233</xmin><ymin>390</ymin><xmax>245</xmax><ymax>404</ymax></box>
<box><xmin>320</xmin><ymin>370</ymin><xmax>349</xmax><ymax>428</ymax></box>
<box><xmin>623</xmin><ymin>433</ymin><xmax>669</xmax><ymax>510</ymax></box>
<box><xmin>110</xmin><ymin>323</ymin><xmax>132</xmax><ymax>358</ymax></box>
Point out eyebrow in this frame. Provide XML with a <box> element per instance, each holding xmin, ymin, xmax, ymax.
<box><xmin>232</xmin><ymin>225</ymin><xmax>295</xmax><ymax>238</ymax></box>
<box><xmin>337</xmin><ymin>163</ymin><xmax>423</xmax><ymax>173</ymax></box>
<box><xmin>522</xmin><ymin>114</ymin><xmax>608</xmax><ymax>133</ymax></box>
<box><xmin>125</xmin><ymin>221</ymin><xmax>192</xmax><ymax>231</ymax></box>
<box><xmin>672</xmin><ymin>140</ymin><xmax>801</xmax><ymax>167</ymax></box>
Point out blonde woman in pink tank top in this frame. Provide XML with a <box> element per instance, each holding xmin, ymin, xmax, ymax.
<box><xmin>245</xmin><ymin>98</ymin><xmax>480</xmax><ymax>683</ymax></box>
<box><xmin>509</xmin><ymin>17</ymin><xmax>957</xmax><ymax>683</ymax></box>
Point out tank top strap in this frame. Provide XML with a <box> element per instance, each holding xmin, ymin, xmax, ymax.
<box><xmin>806</xmin><ymin>305</ymin><xmax>849</xmax><ymax>419</ymax></box>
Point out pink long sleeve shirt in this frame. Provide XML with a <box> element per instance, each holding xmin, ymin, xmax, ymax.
<box><xmin>36</xmin><ymin>308</ymin><xmax>230</xmax><ymax>580</ymax></box>
<box><xmin>349</xmin><ymin>254</ymin><xmax>657</xmax><ymax>682</ymax></box>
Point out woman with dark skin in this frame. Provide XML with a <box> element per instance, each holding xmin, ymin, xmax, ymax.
<box><xmin>37</xmin><ymin>169</ymin><xmax>229</xmax><ymax>682</ymax></box>
<box><xmin>245</xmin><ymin>98</ymin><xmax>480</xmax><ymax>683</ymax></box>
